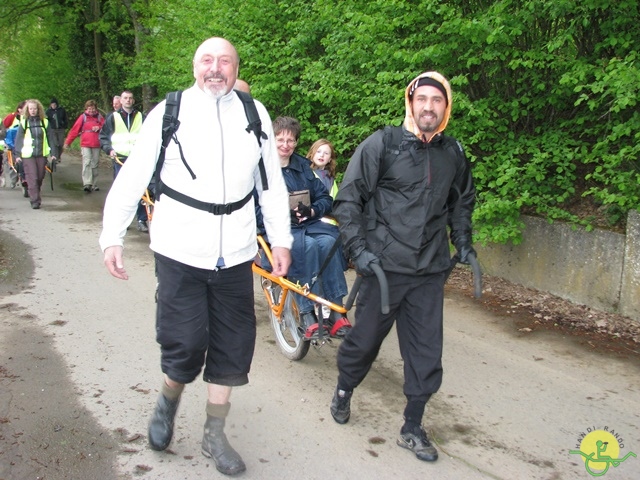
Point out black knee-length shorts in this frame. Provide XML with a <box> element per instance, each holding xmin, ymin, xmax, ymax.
<box><xmin>154</xmin><ymin>253</ymin><xmax>256</xmax><ymax>386</ymax></box>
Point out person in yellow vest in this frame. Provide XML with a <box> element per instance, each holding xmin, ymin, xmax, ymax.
<box><xmin>14</xmin><ymin>99</ymin><xmax>57</xmax><ymax>209</ymax></box>
<box><xmin>100</xmin><ymin>90</ymin><xmax>149</xmax><ymax>231</ymax></box>
<box><xmin>306</xmin><ymin>138</ymin><xmax>341</xmax><ymax>322</ymax></box>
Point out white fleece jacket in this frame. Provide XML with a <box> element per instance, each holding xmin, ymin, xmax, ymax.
<box><xmin>99</xmin><ymin>84</ymin><xmax>292</xmax><ymax>269</ymax></box>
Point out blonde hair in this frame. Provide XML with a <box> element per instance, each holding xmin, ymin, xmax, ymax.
<box><xmin>306</xmin><ymin>139</ymin><xmax>337</xmax><ymax>177</ymax></box>
<box><xmin>25</xmin><ymin>99</ymin><xmax>46</xmax><ymax>121</ymax></box>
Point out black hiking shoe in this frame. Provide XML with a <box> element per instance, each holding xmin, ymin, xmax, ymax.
<box><xmin>148</xmin><ymin>393</ymin><xmax>180</xmax><ymax>451</ymax></box>
<box><xmin>137</xmin><ymin>220</ymin><xmax>149</xmax><ymax>233</ymax></box>
<box><xmin>397</xmin><ymin>425</ymin><xmax>438</xmax><ymax>462</ymax></box>
<box><xmin>330</xmin><ymin>387</ymin><xmax>352</xmax><ymax>424</ymax></box>
<box><xmin>202</xmin><ymin>416</ymin><xmax>246</xmax><ymax>476</ymax></box>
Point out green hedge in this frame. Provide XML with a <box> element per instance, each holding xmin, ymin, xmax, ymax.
<box><xmin>2</xmin><ymin>0</ymin><xmax>638</xmax><ymax>245</ymax></box>
<box><xmin>142</xmin><ymin>0</ymin><xmax>640</xmax><ymax>244</ymax></box>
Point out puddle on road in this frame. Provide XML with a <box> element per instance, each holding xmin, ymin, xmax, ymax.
<box><xmin>0</xmin><ymin>229</ymin><xmax>35</xmax><ymax>297</ymax></box>
<box><xmin>60</xmin><ymin>181</ymin><xmax>85</xmax><ymax>192</ymax></box>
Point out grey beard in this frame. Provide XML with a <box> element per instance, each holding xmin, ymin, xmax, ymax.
<box><xmin>204</xmin><ymin>86</ymin><xmax>225</xmax><ymax>99</ymax></box>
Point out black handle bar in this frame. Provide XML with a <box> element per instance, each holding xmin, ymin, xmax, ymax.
<box><xmin>344</xmin><ymin>276</ymin><xmax>361</xmax><ymax>312</ymax></box>
<box><xmin>444</xmin><ymin>251</ymin><xmax>482</xmax><ymax>298</ymax></box>
<box><xmin>345</xmin><ymin>251</ymin><xmax>481</xmax><ymax>314</ymax></box>
<box><xmin>468</xmin><ymin>252</ymin><xmax>482</xmax><ymax>299</ymax></box>
<box><xmin>344</xmin><ymin>263</ymin><xmax>390</xmax><ymax>314</ymax></box>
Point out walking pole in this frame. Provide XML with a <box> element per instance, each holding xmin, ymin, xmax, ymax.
<box><xmin>45</xmin><ymin>161</ymin><xmax>54</xmax><ymax>191</ymax></box>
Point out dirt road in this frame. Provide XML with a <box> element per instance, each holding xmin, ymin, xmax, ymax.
<box><xmin>1</xmin><ymin>154</ymin><xmax>639</xmax><ymax>480</ymax></box>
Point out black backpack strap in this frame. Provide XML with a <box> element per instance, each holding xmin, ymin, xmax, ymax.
<box><xmin>159</xmin><ymin>184</ymin><xmax>254</xmax><ymax>215</ymax></box>
<box><xmin>235</xmin><ymin>89</ymin><xmax>269</xmax><ymax>191</ymax></box>
<box><xmin>382</xmin><ymin>125</ymin><xmax>403</xmax><ymax>158</ymax></box>
<box><xmin>153</xmin><ymin>90</ymin><xmax>265</xmax><ymax>215</ymax></box>
<box><xmin>162</xmin><ymin>91</ymin><xmax>182</xmax><ymax>142</ymax></box>
<box><xmin>444</xmin><ymin>136</ymin><xmax>470</xmax><ymax>208</ymax></box>
<box><xmin>155</xmin><ymin>91</ymin><xmax>197</xmax><ymax>198</ymax></box>
<box><xmin>366</xmin><ymin>126</ymin><xmax>403</xmax><ymax>230</ymax></box>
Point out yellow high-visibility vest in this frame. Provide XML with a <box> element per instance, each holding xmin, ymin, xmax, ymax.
<box><xmin>20</xmin><ymin>118</ymin><xmax>50</xmax><ymax>158</ymax></box>
<box><xmin>313</xmin><ymin>170</ymin><xmax>339</xmax><ymax>198</ymax></box>
<box><xmin>111</xmin><ymin>111</ymin><xmax>143</xmax><ymax>156</ymax></box>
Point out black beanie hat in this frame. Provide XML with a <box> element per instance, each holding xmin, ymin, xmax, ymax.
<box><xmin>409</xmin><ymin>77</ymin><xmax>448</xmax><ymax>104</ymax></box>
<box><xmin>50</xmin><ymin>97</ymin><xmax>58</xmax><ymax>105</ymax></box>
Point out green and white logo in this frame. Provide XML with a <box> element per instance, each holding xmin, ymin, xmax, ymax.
<box><xmin>570</xmin><ymin>427</ymin><xmax>636</xmax><ymax>477</ymax></box>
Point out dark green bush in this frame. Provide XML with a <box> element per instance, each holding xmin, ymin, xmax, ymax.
<box><xmin>2</xmin><ymin>0</ymin><xmax>637</xmax><ymax>245</ymax></box>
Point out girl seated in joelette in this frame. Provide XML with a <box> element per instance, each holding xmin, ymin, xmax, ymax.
<box><xmin>307</xmin><ymin>139</ymin><xmax>338</xmax><ymax>199</ymax></box>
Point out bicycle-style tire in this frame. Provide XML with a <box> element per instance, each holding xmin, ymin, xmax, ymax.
<box><xmin>263</xmin><ymin>281</ymin><xmax>310</xmax><ymax>361</ymax></box>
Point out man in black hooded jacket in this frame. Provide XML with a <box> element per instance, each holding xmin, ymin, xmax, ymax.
<box><xmin>330</xmin><ymin>71</ymin><xmax>476</xmax><ymax>463</ymax></box>
<box><xmin>45</xmin><ymin>97</ymin><xmax>68</xmax><ymax>161</ymax></box>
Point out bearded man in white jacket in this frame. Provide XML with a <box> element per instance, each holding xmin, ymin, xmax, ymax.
<box><xmin>99</xmin><ymin>37</ymin><xmax>292</xmax><ymax>476</ymax></box>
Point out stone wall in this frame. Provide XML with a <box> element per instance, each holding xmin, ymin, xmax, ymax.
<box><xmin>620</xmin><ymin>210</ymin><xmax>640</xmax><ymax>320</ymax></box>
<box><xmin>475</xmin><ymin>210</ymin><xmax>640</xmax><ymax>322</ymax></box>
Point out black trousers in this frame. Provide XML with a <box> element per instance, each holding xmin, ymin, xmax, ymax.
<box><xmin>155</xmin><ymin>254</ymin><xmax>256</xmax><ymax>386</ymax></box>
<box><xmin>337</xmin><ymin>270</ymin><xmax>446</xmax><ymax>402</ymax></box>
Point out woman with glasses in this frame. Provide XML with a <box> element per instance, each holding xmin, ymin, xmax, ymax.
<box><xmin>261</xmin><ymin>116</ymin><xmax>350</xmax><ymax>338</ymax></box>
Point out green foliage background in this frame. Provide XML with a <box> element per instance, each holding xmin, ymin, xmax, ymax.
<box><xmin>1</xmin><ymin>0</ymin><xmax>638</xmax><ymax>244</ymax></box>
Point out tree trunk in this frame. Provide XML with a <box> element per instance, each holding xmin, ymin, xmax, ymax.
<box><xmin>87</xmin><ymin>0</ymin><xmax>108</xmax><ymax>110</ymax></box>
<box><xmin>122</xmin><ymin>0</ymin><xmax>156</xmax><ymax>113</ymax></box>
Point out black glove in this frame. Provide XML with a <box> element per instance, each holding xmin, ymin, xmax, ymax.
<box><xmin>296</xmin><ymin>202</ymin><xmax>312</xmax><ymax>219</ymax></box>
<box><xmin>452</xmin><ymin>231</ymin><xmax>476</xmax><ymax>265</ymax></box>
<box><xmin>353</xmin><ymin>250</ymin><xmax>380</xmax><ymax>276</ymax></box>
<box><xmin>458</xmin><ymin>243</ymin><xmax>476</xmax><ymax>265</ymax></box>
